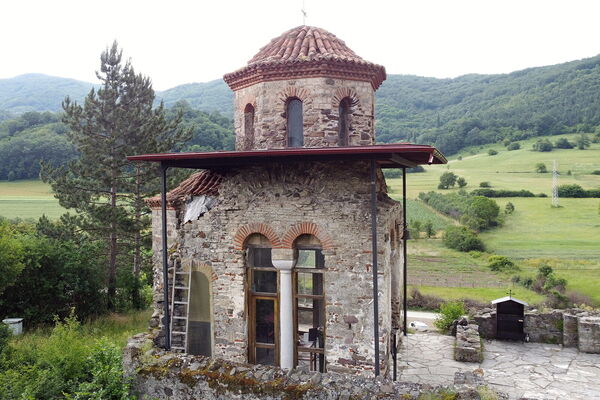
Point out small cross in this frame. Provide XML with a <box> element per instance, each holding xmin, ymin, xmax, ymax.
<box><xmin>301</xmin><ymin>0</ymin><xmax>307</xmax><ymax>25</ymax></box>
<box><xmin>507</xmin><ymin>289</ymin><xmax>513</xmax><ymax>298</ymax></box>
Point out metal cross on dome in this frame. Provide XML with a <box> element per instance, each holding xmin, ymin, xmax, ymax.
<box><xmin>301</xmin><ymin>0</ymin><xmax>307</xmax><ymax>25</ymax></box>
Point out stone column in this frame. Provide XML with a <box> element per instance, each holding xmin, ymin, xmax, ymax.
<box><xmin>271</xmin><ymin>248</ymin><xmax>295</xmax><ymax>369</ymax></box>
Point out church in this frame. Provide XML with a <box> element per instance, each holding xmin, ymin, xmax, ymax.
<box><xmin>129</xmin><ymin>25</ymin><xmax>446</xmax><ymax>377</ymax></box>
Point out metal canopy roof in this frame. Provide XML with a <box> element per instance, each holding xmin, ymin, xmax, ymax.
<box><xmin>127</xmin><ymin>143</ymin><xmax>447</xmax><ymax>169</ymax></box>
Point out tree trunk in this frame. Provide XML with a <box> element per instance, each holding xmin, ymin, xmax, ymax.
<box><xmin>107</xmin><ymin>185</ymin><xmax>118</xmax><ymax>311</ymax></box>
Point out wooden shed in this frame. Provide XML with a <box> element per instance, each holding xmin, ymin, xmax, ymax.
<box><xmin>492</xmin><ymin>296</ymin><xmax>528</xmax><ymax>341</ymax></box>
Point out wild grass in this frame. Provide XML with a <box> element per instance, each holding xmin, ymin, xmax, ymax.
<box><xmin>412</xmin><ymin>285</ymin><xmax>545</xmax><ymax>305</ymax></box>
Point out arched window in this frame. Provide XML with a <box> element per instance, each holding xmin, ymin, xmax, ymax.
<box><xmin>338</xmin><ymin>97</ymin><xmax>351</xmax><ymax>146</ymax></box>
<box><xmin>244</xmin><ymin>104</ymin><xmax>255</xmax><ymax>150</ymax></box>
<box><xmin>245</xmin><ymin>234</ymin><xmax>278</xmax><ymax>366</ymax></box>
<box><xmin>188</xmin><ymin>269</ymin><xmax>213</xmax><ymax>356</ymax></box>
<box><xmin>287</xmin><ymin>98</ymin><xmax>303</xmax><ymax>148</ymax></box>
<box><xmin>293</xmin><ymin>234</ymin><xmax>325</xmax><ymax>372</ymax></box>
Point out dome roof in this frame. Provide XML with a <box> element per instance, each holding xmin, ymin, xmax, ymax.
<box><xmin>224</xmin><ymin>26</ymin><xmax>386</xmax><ymax>91</ymax></box>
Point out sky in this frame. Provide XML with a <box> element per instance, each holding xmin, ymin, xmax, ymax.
<box><xmin>2</xmin><ymin>0</ymin><xmax>600</xmax><ymax>91</ymax></box>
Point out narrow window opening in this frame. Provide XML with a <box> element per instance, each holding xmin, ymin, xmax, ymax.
<box><xmin>294</xmin><ymin>234</ymin><xmax>325</xmax><ymax>372</ymax></box>
<box><xmin>244</xmin><ymin>104</ymin><xmax>255</xmax><ymax>150</ymax></box>
<box><xmin>245</xmin><ymin>234</ymin><xmax>278</xmax><ymax>366</ymax></box>
<box><xmin>338</xmin><ymin>97</ymin><xmax>352</xmax><ymax>146</ymax></box>
<box><xmin>287</xmin><ymin>98</ymin><xmax>303</xmax><ymax>148</ymax></box>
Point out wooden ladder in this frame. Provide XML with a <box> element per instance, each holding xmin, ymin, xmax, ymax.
<box><xmin>170</xmin><ymin>267</ymin><xmax>192</xmax><ymax>352</ymax></box>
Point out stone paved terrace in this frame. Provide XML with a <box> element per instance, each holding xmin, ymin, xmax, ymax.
<box><xmin>398</xmin><ymin>333</ymin><xmax>600</xmax><ymax>400</ymax></box>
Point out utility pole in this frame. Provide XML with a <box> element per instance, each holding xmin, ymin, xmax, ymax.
<box><xmin>552</xmin><ymin>160</ymin><xmax>559</xmax><ymax>208</ymax></box>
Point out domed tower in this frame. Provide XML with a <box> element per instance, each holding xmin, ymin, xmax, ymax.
<box><xmin>224</xmin><ymin>26</ymin><xmax>386</xmax><ymax>150</ymax></box>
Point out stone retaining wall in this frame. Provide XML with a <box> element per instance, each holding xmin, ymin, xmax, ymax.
<box><xmin>473</xmin><ymin>308</ymin><xmax>600</xmax><ymax>353</ymax></box>
<box><xmin>124</xmin><ymin>333</ymin><xmax>505</xmax><ymax>400</ymax></box>
<box><xmin>455</xmin><ymin>323</ymin><xmax>483</xmax><ymax>363</ymax></box>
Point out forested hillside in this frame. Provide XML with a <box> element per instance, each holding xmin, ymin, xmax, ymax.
<box><xmin>2</xmin><ymin>53</ymin><xmax>600</xmax><ymax>163</ymax></box>
<box><xmin>0</xmin><ymin>103</ymin><xmax>234</xmax><ymax>180</ymax></box>
<box><xmin>0</xmin><ymin>74</ymin><xmax>96</xmax><ymax>113</ymax></box>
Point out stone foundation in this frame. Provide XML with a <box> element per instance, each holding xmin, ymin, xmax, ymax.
<box><xmin>124</xmin><ymin>333</ymin><xmax>506</xmax><ymax>400</ymax></box>
<box><xmin>578</xmin><ymin>317</ymin><xmax>600</xmax><ymax>354</ymax></box>
<box><xmin>524</xmin><ymin>310</ymin><xmax>563</xmax><ymax>344</ymax></box>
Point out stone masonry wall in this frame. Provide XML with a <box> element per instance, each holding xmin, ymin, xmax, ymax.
<box><xmin>150</xmin><ymin>161</ymin><xmax>402</xmax><ymax>376</ymax></box>
<box><xmin>124</xmin><ymin>333</ymin><xmax>505</xmax><ymax>400</ymax></box>
<box><xmin>524</xmin><ymin>310</ymin><xmax>563</xmax><ymax>344</ymax></box>
<box><xmin>233</xmin><ymin>77</ymin><xmax>375</xmax><ymax>150</ymax></box>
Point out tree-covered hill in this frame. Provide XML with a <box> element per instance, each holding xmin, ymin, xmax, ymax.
<box><xmin>0</xmin><ymin>74</ymin><xmax>96</xmax><ymax>113</ymax></box>
<box><xmin>376</xmin><ymin>54</ymin><xmax>600</xmax><ymax>153</ymax></box>
<box><xmin>157</xmin><ymin>80</ymin><xmax>233</xmax><ymax>116</ymax></box>
<box><xmin>3</xmin><ymin>53</ymin><xmax>600</xmax><ymax>155</ymax></box>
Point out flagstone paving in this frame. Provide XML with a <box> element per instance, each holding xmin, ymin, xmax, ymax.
<box><xmin>397</xmin><ymin>333</ymin><xmax>600</xmax><ymax>400</ymax></box>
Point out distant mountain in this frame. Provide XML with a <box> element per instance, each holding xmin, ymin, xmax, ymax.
<box><xmin>157</xmin><ymin>80</ymin><xmax>233</xmax><ymax>116</ymax></box>
<box><xmin>3</xmin><ymin>53</ymin><xmax>600</xmax><ymax>154</ymax></box>
<box><xmin>0</xmin><ymin>74</ymin><xmax>95</xmax><ymax>113</ymax></box>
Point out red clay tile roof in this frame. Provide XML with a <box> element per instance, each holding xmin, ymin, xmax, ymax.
<box><xmin>146</xmin><ymin>170</ymin><xmax>222</xmax><ymax>209</ymax></box>
<box><xmin>224</xmin><ymin>26</ymin><xmax>386</xmax><ymax>91</ymax></box>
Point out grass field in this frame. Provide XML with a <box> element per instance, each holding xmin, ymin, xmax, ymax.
<box><xmin>0</xmin><ymin>179</ymin><xmax>63</xmax><ymax>219</ymax></box>
<box><xmin>412</xmin><ymin>285</ymin><xmax>546</xmax><ymax>306</ymax></box>
<box><xmin>388</xmin><ymin>135</ymin><xmax>600</xmax><ymax>306</ymax></box>
<box><xmin>387</xmin><ymin>133</ymin><xmax>600</xmax><ymax>198</ymax></box>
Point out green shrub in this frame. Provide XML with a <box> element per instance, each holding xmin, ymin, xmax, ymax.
<box><xmin>532</xmin><ymin>138</ymin><xmax>553</xmax><ymax>152</ymax></box>
<box><xmin>434</xmin><ymin>301</ymin><xmax>466</xmax><ymax>332</ymax></box>
<box><xmin>488</xmin><ymin>149</ymin><xmax>498</xmax><ymax>156</ymax></box>
<box><xmin>479</xmin><ymin>181</ymin><xmax>491</xmax><ymax>188</ymax></box>
<box><xmin>535</xmin><ymin>163</ymin><xmax>547</xmax><ymax>173</ymax></box>
<box><xmin>487</xmin><ymin>255</ymin><xmax>519</xmax><ymax>272</ymax></box>
<box><xmin>471</xmin><ymin>188</ymin><xmax>535</xmax><ymax>198</ymax></box>
<box><xmin>505</xmin><ymin>202</ymin><xmax>515</xmax><ymax>214</ymax></box>
<box><xmin>443</xmin><ymin>226</ymin><xmax>485</xmax><ymax>252</ymax></box>
<box><xmin>0</xmin><ymin>323</ymin><xmax>10</xmax><ymax>355</ymax></box>
<box><xmin>506</xmin><ymin>142</ymin><xmax>520</xmax><ymax>151</ymax></box>
<box><xmin>591</xmin><ymin>170</ymin><xmax>600</xmax><ymax>175</ymax></box>
<box><xmin>554</xmin><ymin>138</ymin><xmax>574</xmax><ymax>149</ymax></box>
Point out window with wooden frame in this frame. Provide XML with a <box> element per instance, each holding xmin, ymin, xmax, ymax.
<box><xmin>287</xmin><ymin>97</ymin><xmax>304</xmax><ymax>148</ymax></box>
<box><xmin>293</xmin><ymin>235</ymin><xmax>325</xmax><ymax>372</ymax></box>
<box><xmin>245</xmin><ymin>234</ymin><xmax>278</xmax><ymax>366</ymax></box>
<box><xmin>338</xmin><ymin>97</ymin><xmax>352</xmax><ymax>146</ymax></box>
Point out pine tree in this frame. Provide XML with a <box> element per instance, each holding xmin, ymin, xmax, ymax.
<box><xmin>42</xmin><ymin>42</ymin><xmax>190</xmax><ymax>310</ymax></box>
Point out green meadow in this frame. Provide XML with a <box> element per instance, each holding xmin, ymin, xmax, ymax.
<box><xmin>389</xmin><ymin>134</ymin><xmax>600</xmax><ymax>305</ymax></box>
<box><xmin>0</xmin><ymin>179</ymin><xmax>63</xmax><ymax>219</ymax></box>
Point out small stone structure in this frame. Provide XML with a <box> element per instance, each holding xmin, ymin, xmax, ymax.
<box><xmin>124</xmin><ymin>333</ymin><xmax>505</xmax><ymax>400</ymax></box>
<box><xmin>454</xmin><ymin>321</ymin><xmax>483</xmax><ymax>363</ymax></box>
<box><xmin>474</xmin><ymin>307</ymin><xmax>600</xmax><ymax>353</ymax></box>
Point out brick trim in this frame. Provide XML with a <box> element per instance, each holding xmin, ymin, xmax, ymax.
<box><xmin>278</xmin><ymin>86</ymin><xmax>312</xmax><ymax>105</ymax></box>
<box><xmin>281</xmin><ymin>222</ymin><xmax>334</xmax><ymax>249</ymax></box>
<box><xmin>332</xmin><ymin>87</ymin><xmax>360</xmax><ymax>109</ymax></box>
<box><xmin>233</xmin><ymin>223</ymin><xmax>282</xmax><ymax>250</ymax></box>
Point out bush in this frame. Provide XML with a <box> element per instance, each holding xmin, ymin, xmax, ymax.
<box><xmin>507</xmin><ymin>142</ymin><xmax>520</xmax><ymax>150</ymax></box>
<box><xmin>471</xmin><ymin>188</ymin><xmax>535</xmax><ymax>198</ymax></box>
<box><xmin>443</xmin><ymin>226</ymin><xmax>485</xmax><ymax>252</ymax></box>
<box><xmin>532</xmin><ymin>138</ymin><xmax>553</xmax><ymax>152</ymax></box>
<box><xmin>505</xmin><ymin>202</ymin><xmax>515</xmax><ymax>214</ymax></box>
<box><xmin>554</xmin><ymin>138</ymin><xmax>574</xmax><ymax>149</ymax></box>
<box><xmin>461</xmin><ymin>196</ymin><xmax>500</xmax><ymax>231</ymax></box>
<box><xmin>407</xmin><ymin>288</ymin><xmax>443</xmax><ymax>311</ymax></box>
<box><xmin>591</xmin><ymin>170</ymin><xmax>600</xmax><ymax>175</ymax></box>
<box><xmin>557</xmin><ymin>184</ymin><xmax>600</xmax><ymax>198</ymax></box>
<box><xmin>479</xmin><ymin>181</ymin><xmax>491</xmax><ymax>188</ymax></box>
<box><xmin>409</xmin><ymin>220</ymin><xmax>422</xmax><ymax>239</ymax></box>
<box><xmin>488</xmin><ymin>149</ymin><xmax>498</xmax><ymax>156</ymax></box>
<box><xmin>424</xmin><ymin>221</ymin><xmax>435</xmax><ymax>238</ymax></box>
<box><xmin>456</xmin><ymin>177</ymin><xmax>467</xmax><ymax>188</ymax></box>
<box><xmin>535</xmin><ymin>163</ymin><xmax>547</xmax><ymax>173</ymax></box>
<box><xmin>486</xmin><ymin>255</ymin><xmax>519</xmax><ymax>272</ymax></box>
<box><xmin>0</xmin><ymin>323</ymin><xmax>10</xmax><ymax>355</ymax></box>
<box><xmin>434</xmin><ymin>301</ymin><xmax>466</xmax><ymax>333</ymax></box>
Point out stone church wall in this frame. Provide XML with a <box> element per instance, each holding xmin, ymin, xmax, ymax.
<box><xmin>232</xmin><ymin>77</ymin><xmax>375</xmax><ymax>150</ymax></box>
<box><xmin>150</xmin><ymin>161</ymin><xmax>403</xmax><ymax>375</ymax></box>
